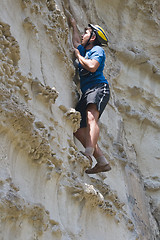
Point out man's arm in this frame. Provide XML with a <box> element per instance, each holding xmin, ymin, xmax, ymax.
<box><xmin>75</xmin><ymin>49</ymin><xmax>100</xmax><ymax>72</ymax></box>
<box><xmin>69</xmin><ymin>18</ymin><xmax>99</xmax><ymax>72</ymax></box>
<box><xmin>70</xmin><ymin>18</ymin><xmax>81</xmax><ymax>48</ymax></box>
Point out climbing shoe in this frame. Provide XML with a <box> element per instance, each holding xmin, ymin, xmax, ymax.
<box><xmin>85</xmin><ymin>163</ymin><xmax>111</xmax><ymax>174</ymax></box>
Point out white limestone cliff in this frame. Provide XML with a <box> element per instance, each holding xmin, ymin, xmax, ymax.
<box><xmin>0</xmin><ymin>0</ymin><xmax>160</xmax><ymax>239</ymax></box>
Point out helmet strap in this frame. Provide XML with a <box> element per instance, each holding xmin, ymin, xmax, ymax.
<box><xmin>84</xmin><ymin>30</ymin><xmax>93</xmax><ymax>48</ymax></box>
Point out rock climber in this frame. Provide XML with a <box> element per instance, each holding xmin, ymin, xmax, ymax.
<box><xmin>70</xmin><ymin>17</ymin><xmax>111</xmax><ymax>174</ymax></box>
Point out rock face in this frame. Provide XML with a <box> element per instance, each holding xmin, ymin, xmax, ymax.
<box><xmin>0</xmin><ymin>0</ymin><xmax>160</xmax><ymax>239</ymax></box>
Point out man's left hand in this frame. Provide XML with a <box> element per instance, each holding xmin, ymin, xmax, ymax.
<box><xmin>74</xmin><ymin>48</ymin><xmax>80</xmax><ymax>59</ymax></box>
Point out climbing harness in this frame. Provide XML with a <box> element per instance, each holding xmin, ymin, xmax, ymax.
<box><xmin>79</xmin><ymin>67</ymin><xmax>92</xmax><ymax>77</ymax></box>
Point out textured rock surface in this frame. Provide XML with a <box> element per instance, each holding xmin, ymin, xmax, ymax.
<box><xmin>0</xmin><ymin>0</ymin><xmax>160</xmax><ymax>239</ymax></box>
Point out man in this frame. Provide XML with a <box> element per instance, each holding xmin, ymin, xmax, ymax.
<box><xmin>70</xmin><ymin>18</ymin><xmax>111</xmax><ymax>174</ymax></box>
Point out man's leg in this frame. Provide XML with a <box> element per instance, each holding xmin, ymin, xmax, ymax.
<box><xmin>74</xmin><ymin>104</ymin><xmax>106</xmax><ymax>158</ymax></box>
<box><xmin>74</xmin><ymin>127</ymin><xmax>111</xmax><ymax>173</ymax></box>
<box><xmin>85</xmin><ymin>103</ymin><xmax>100</xmax><ymax>149</ymax></box>
<box><xmin>74</xmin><ymin>127</ymin><xmax>93</xmax><ymax>166</ymax></box>
<box><xmin>74</xmin><ymin>128</ymin><xmax>86</xmax><ymax>146</ymax></box>
<box><xmin>84</xmin><ymin>103</ymin><xmax>111</xmax><ymax>173</ymax></box>
<box><xmin>74</xmin><ymin>104</ymin><xmax>111</xmax><ymax>173</ymax></box>
<box><xmin>74</xmin><ymin>128</ymin><xmax>103</xmax><ymax>158</ymax></box>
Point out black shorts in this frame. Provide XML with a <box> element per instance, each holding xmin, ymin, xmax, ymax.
<box><xmin>75</xmin><ymin>83</ymin><xmax>110</xmax><ymax>128</ymax></box>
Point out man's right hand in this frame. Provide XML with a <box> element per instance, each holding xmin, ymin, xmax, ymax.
<box><xmin>69</xmin><ymin>17</ymin><xmax>81</xmax><ymax>48</ymax></box>
<box><xmin>69</xmin><ymin>17</ymin><xmax>77</xmax><ymax>28</ymax></box>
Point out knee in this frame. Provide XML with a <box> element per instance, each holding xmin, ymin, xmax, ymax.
<box><xmin>86</xmin><ymin>104</ymin><xmax>99</xmax><ymax>125</ymax></box>
<box><xmin>86</xmin><ymin>109</ymin><xmax>99</xmax><ymax>125</ymax></box>
<box><xmin>87</xmin><ymin>111</ymin><xmax>96</xmax><ymax>124</ymax></box>
<box><xmin>74</xmin><ymin>128</ymin><xmax>84</xmax><ymax>139</ymax></box>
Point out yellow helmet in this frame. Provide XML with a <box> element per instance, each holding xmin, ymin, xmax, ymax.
<box><xmin>88</xmin><ymin>24</ymin><xmax>108</xmax><ymax>45</ymax></box>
